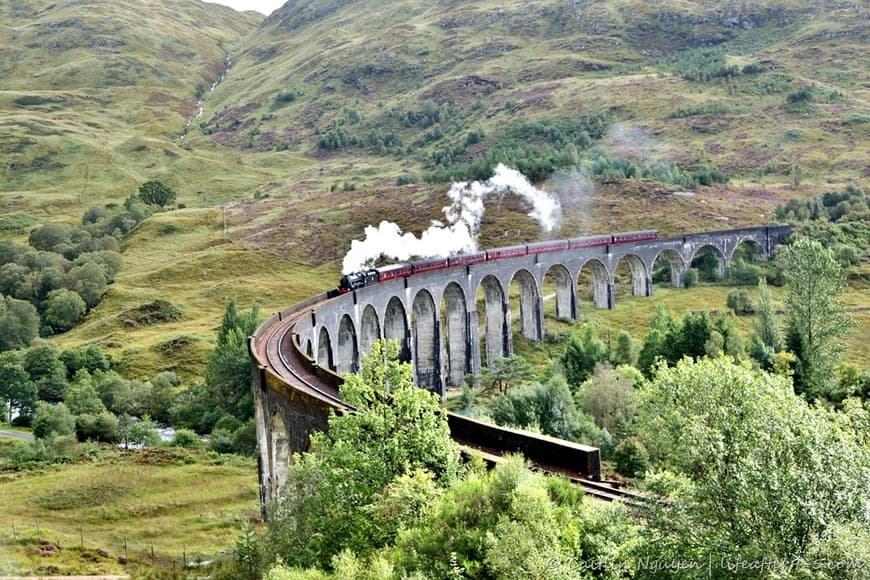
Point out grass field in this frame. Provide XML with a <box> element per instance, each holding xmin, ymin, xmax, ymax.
<box><xmin>0</xmin><ymin>448</ymin><xmax>258</xmax><ymax>576</ymax></box>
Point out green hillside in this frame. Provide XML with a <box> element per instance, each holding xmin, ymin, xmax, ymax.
<box><xmin>0</xmin><ymin>0</ymin><xmax>867</xmax><ymax>375</ymax></box>
<box><xmin>0</xmin><ymin>0</ymin><xmax>262</xmax><ymax>216</ymax></box>
<box><xmin>204</xmin><ymin>0</ymin><xmax>867</xmax><ymax>189</ymax></box>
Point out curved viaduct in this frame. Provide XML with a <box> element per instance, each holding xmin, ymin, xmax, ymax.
<box><xmin>250</xmin><ymin>225</ymin><xmax>791</xmax><ymax>507</ymax></box>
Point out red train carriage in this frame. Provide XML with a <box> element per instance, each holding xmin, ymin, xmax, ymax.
<box><xmin>448</xmin><ymin>251</ymin><xmax>487</xmax><ymax>268</ymax></box>
<box><xmin>378</xmin><ymin>263</ymin><xmax>413</xmax><ymax>282</ymax></box>
<box><xmin>411</xmin><ymin>257</ymin><xmax>450</xmax><ymax>274</ymax></box>
<box><xmin>568</xmin><ymin>234</ymin><xmax>612</xmax><ymax>249</ymax></box>
<box><xmin>526</xmin><ymin>240</ymin><xmax>570</xmax><ymax>255</ymax></box>
<box><xmin>612</xmin><ymin>230</ymin><xmax>657</xmax><ymax>244</ymax></box>
<box><xmin>486</xmin><ymin>244</ymin><xmax>528</xmax><ymax>261</ymax></box>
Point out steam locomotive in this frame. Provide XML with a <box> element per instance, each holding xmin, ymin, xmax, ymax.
<box><xmin>337</xmin><ymin>230</ymin><xmax>657</xmax><ymax>293</ymax></box>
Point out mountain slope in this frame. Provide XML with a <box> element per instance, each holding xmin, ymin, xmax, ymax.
<box><xmin>0</xmin><ymin>0</ymin><xmax>262</xmax><ymax>218</ymax></box>
<box><xmin>201</xmin><ymin>0</ymin><xmax>867</xmax><ymax>188</ymax></box>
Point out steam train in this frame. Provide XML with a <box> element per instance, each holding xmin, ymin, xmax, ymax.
<box><xmin>337</xmin><ymin>230</ymin><xmax>657</xmax><ymax>293</ymax></box>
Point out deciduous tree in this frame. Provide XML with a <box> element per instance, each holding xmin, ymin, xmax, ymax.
<box><xmin>635</xmin><ymin>357</ymin><xmax>870</xmax><ymax>563</ymax></box>
<box><xmin>780</xmin><ymin>237</ymin><xmax>853</xmax><ymax>398</ymax></box>
<box><xmin>265</xmin><ymin>339</ymin><xmax>460</xmax><ymax>570</ymax></box>
<box><xmin>0</xmin><ymin>361</ymin><xmax>36</xmax><ymax>421</ymax></box>
<box><xmin>138</xmin><ymin>180</ymin><xmax>177</xmax><ymax>207</ymax></box>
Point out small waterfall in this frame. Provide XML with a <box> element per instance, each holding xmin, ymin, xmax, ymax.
<box><xmin>179</xmin><ymin>51</ymin><xmax>234</xmax><ymax>141</ymax></box>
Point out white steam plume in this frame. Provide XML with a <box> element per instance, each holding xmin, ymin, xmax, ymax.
<box><xmin>342</xmin><ymin>164</ymin><xmax>561</xmax><ymax>274</ymax></box>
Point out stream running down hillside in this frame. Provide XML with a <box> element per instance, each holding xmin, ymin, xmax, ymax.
<box><xmin>179</xmin><ymin>51</ymin><xmax>234</xmax><ymax>141</ymax></box>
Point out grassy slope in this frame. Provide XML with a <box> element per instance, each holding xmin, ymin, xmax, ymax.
<box><xmin>1</xmin><ymin>0</ymin><xmax>867</xmax><ymax>373</ymax></box>
<box><xmin>206</xmin><ymin>0</ymin><xmax>867</xmax><ymax>188</ymax></box>
<box><xmin>0</xmin><ymin>449</ymin><xmax>258</xmax><ymax>576</ymax></box>
<box><xmin>0</xmin><ymin>0</ymin><xmax>263</xmax><ymax>216</ymax></box>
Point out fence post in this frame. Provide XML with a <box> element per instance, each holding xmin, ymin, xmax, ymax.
<box><xmin>35</xmin><ymin>520</ymin><xmax>40</xmax><ymax>543</ymax></box>
<box><xmin>183</xmin><ymin>545</ymin><xmax>187</xmax><ymax>567</ymax></box>
<box><xmin>12</xmin><ymin>519</ymin><xmax>16</xmax><ymax>540</ymax></box>
<box><xmin>124</xmin><ymin>535</ymin><xmax>128</xmax><ymax>561</ymax></box>
<box><xmin>80</xmin><ymin>527</ymin><xmax>84</xmax><ymax>549</ymax></box>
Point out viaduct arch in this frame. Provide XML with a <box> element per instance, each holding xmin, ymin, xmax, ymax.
<box><xmin>250</xmin><ymin>225</ymin><xmax>791</xmax><ymax>507</ymax></box>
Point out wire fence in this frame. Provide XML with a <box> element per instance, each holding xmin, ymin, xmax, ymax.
<box><xmin>1</xmin><ymin>518</ymin><xmax>232</xmax><ymax>572</ymax></box>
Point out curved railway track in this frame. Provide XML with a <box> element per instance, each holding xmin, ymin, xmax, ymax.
<box><xmin>254</xmin><ymin>298</ymin><xmax>646</xmax><ymax>506</ymax></box>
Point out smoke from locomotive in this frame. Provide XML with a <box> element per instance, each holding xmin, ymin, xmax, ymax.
<box><xmin>341</xmin><ymin>164</ymin><xmax>562</xmax><ymax>274</ymax></box>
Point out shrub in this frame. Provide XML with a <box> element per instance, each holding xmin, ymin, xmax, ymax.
<box><xmin>75</xmin><ymin>412</ymin><xmax>119</xmax><ymax>443</ymax></box>
<box><xmin>11</xmin><ymin>414</ymin><xmax>32</xmax><ymax>427</ymax></box>
<box><xmin>118</xmin><ymin>299</ymin><xmax>184</xmax><ymax>327</ymax></box>
<box><xmin>231</xmin><ymin>419</ymin><xmax>257</xmax><ymax>456</ymax></box>
<box><xmin>171</xmin><ymin>428</ymin><xmax>203</xmax><ymax>449</ymax></box>
<box><xmin>681</xmin><ymin>268</ymin><xmax>699</xmax><ymax>288</ymax></box>
<box><xmin>614</xmin><ymin>436</ymin><xmax>650</xmax><ymax>477</ymax></box>
<box><xmin>208</xmin><ymin>428</ymin><xmax>235</xmax><ymax>454</ymax></box>
<box><xmin>32</xmin><ymin>402</ymin><xmax>76</xmax><ymax>439</ymax></box>
<box><xmin>42</xmin><ymin>288</ymin><xmax>87</xmax><ymax>333</ymax></box>
<box><xmin>275</xmin><ymin>91</ymin><xmax>297</xmax><ymax>104</ymax></box>
<box><xmin>138</xmin><ymin>180</ymin><xmax>177</xmax><ymax>207</ymax></box>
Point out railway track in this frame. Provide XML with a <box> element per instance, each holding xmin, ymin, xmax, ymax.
<box><xmin>255</xmin><ymin>302</ymin><xmax>647</xmax><ymax>506</ymax></box>
<box><xmin>259</xmin><ymin>301</ymin><xmax>348</xmax><ymax>410</ymax></box>
<box><xmin>456</xmin><ymin>443</ymin><xmax>647</xmax><ymax>506</ymax></box>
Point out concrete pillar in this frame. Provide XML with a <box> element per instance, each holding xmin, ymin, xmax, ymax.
<box><xmin>502</xmin><ymin>298</ymin><xmax>513</xmax><ymax>358</ymax></box>
<box><xmin>467</xmin><ymin>308</ymin><xmax>482</xmax><ymax>380</ymax></box>
<box><xmin>270</xmin><ymin>412</ymin><xmax>290</xmax><ymax>502</ymax></box>
<box><xmin>360</xmin><ymin>305</ymin><xmax>380</xmax><ymax>358</ymax></box>
<box><xmin>251</xmin><ymin>359</ymin><xmax>271</xmax><ymax>516</ymax></box>
<box><xmin>519</xmin><ymin>283</ymin><xmax>539</xmax><ymax>340</ymax></box>
<box><xmin>444</xmin><ymin>287</ymin><xmax>468</xmax><ymax>388</ymax></box>
<box><xmin>336</xmin><ymin>316</ymin><xmax>358</xmax><ymax>374</ymax></box>
<box><xmin>413</xmin><ymin>293</ymin><xmax>440</xmax><ymax>392</ymax></box>
<box><xmin>384</xmin><ymin>298</ymin><xmax>411</xmax><ymax>363</ymax></box>
<box><xmin>671</xmin><ymin>261</ymin><xmax>685</xmax><ymax>288</ymax></box>
<box><xmin>593</xmin><ymin>277</ymin><xmax>609</xmax><ymax>309</ymax></box>
<box><xmin>606</xmin><ymin>282</ymin><xmax>616</xmax><ymax>310</ymax></box>
<box><xmin>534</xmin><ymin>293</ymin><xmax>546</xmax><ymax>341</ymax></box>
<box><xmin>482</xmin><ymin>278</ymin><xmax>506</xmax><ymax>366</ymax></box>
<box><xmin>317</xmin><ymin>327</ymin><xmax>334</xmax><ymax>370</ymax></box>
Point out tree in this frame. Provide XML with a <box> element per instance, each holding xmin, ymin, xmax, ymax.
<box><xmin>64</xmin><ymin>370</ymin><xmax>108</xmax><ymax>416</ymax></box>
<box><xmin>138</xmin><ymin>180</ymin><xmax>177</xmax><ymax>207</ymax></box>
<box><xmin>28</xmin><ymin>223</ymin><xmax>73</xmax><ymax>253</ymax></box>
<box><xmin>0</xmin><ymin>295</ymin><xmax>39</xmax><ymax>351</ymax></box>
<box><xmin>635</xmin><ymin>357</ymin><xmax>870</xmax><ymax>564</ymax></box>
<box><xmin>395</xmin><ymin>456</ymin><xmax>640</xmax><ymax>579</ymax></box>
<box><xmin>42</xmin><ymin>288</ymin><xmax>87</xmax><ymax>332</ymax></box>
<box><xmin>60</xmin><ymin>344</ymin><xmax>111</xmax><ymax>378</ymax></box>
<box><xmin>780</xmin><ymin>237</ymin><xmax>854</xmax><ymax>398</ymax></box>
<box><xmin>754</xmin><ymin>278</ymin><xmax>781</xmax><ymax>352</ymax></box>
<box><xmin>63</xmin><ymin>259</ymin><xmax>107</xmax><ymax>308</ymax></box>
<box><xmin>32</xmin><ymin>401</ymin><xmax>76</xmax><ymax>439</ymax></box>
<box><xmin>24</xmin><ymin>343</ymin><xmax>69</xmax><ymax>402</ymax></box>
<box><xmin>610</xmin><ymin>330</ymin><xmax>638</xmax><ymax>366</ymax></box>
<box><xmin>75</xmin><ymin>411</ymin><xmax>119</xmax><ymax>443</ymax></box>
<box><xmin>561</xmin><ymin>324</ymin><xmax>607</xmax><ymax>387</ymax></box>
<box><xmin>490</xmin><ymin>374</ymin><xmax>585</xmax><ymax>441</ymax></box>
<box><xmin>575</xmin><ymin>364</ymin><xmax>637</xmax><ymax>436</ymax></box>
<box><xmin>478</xmin><ymin>354</ymin><xmax>534</xmax><ymax>395</ymax></box>
<box><xmin>119</xmin><ymin>414</ymin><xmax>161</xmax><ymax>449</ymax></box>
<box><xmin>264</xmin><ymin>339</ymin><xmax>460</xmax><ymax>570</ymax></box>
<box><xmin>0</xmin><ymin>361</ymin><xmax>36</xmax><ymax>422</ymax></box>
<box><xmin>205</xmin><ymin>301</ymin><xmax>261</xmax><ymax>420</ymax></box>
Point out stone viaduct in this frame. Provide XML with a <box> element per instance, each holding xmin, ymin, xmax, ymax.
<box><xmin>288</xmin><ymin>225</ymin><xmax>792</xmax><ymax>397</ymax></box>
